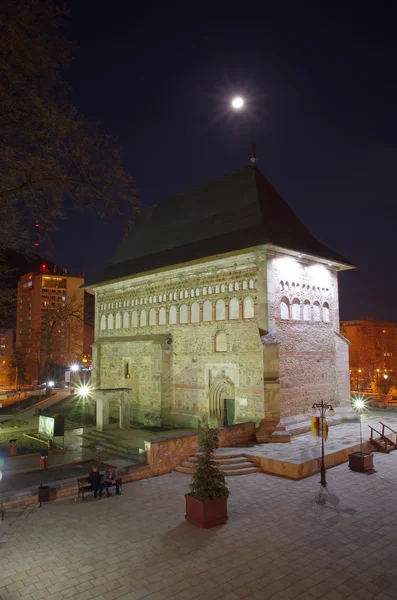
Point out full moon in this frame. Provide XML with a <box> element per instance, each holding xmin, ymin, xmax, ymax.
<box><xmin>231</xmin><ymin>96</ymin><xmax>244</xmax><ymax>110</ymax></box>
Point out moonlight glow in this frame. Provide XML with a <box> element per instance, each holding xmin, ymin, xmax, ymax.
<box><xmin>231</xmin><ymin>96</ymin><xmax>244</xmax><ymax>110</ymax></box>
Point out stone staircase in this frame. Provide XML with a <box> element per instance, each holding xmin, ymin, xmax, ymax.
<box><xmin>175</xmin><ymin>453</ymin><xmax>261</xmax><ymax>476</ymax></box>
<box><xmin>80</xmin><ymin>429</ymin><xmax>145</xmax><ymax>463</ymax></box>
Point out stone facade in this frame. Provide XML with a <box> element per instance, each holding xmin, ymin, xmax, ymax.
<box><xmin>91</xmin><ymin>247</ymin><xmax>351</xmax><ymax>436</ymax></box>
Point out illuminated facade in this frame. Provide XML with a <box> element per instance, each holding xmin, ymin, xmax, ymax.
<box><xmin>87</xmin><ymin>165</ymin><xmax>354</xmax><ymax>438</ymax></box>
<box><xmin>16</xmin><ymin>270</ymin><xmax>84</xmax><ymax>382</ymax></box>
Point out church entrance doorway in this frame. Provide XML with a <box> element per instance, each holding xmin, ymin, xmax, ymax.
<box><xmin>209</xmin><ymin>374</ymin><xmax>235</xmax><ymax>426</ymax></box>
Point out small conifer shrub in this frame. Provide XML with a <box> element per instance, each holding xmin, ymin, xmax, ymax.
<box><xmin>189</xmin><ymin>427</ymin><xmax>230</xmax><ymax>503</ymax></box>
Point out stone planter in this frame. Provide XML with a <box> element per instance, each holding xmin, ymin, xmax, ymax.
<box><xmin>185</xmin><ymin>494</ymin><xmax>228</xmax><ymax>529</ymax></box>
<box><xmin>348</xmin><ymin>451</ymin><xmax>374</xmax><ymax>473</ymax></box>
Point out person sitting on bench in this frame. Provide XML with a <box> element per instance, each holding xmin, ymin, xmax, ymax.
<box><xmin>104</xmin><ymin>467</ymin><xmax>121</xmax><ymax>496</ymax></box>
<box><xmin>88</xmin><ymin>465</ymin><xmax>103</xmax><ymax>498</ymax></box>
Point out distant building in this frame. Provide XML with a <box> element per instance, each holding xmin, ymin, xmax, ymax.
<box><xmin>0</xmin><ymin>328</ymin><xmax>15</xmax><ymax>389</ymax></box>
<box><xmin>86</xmin><ymin>164</ymin><xmax>355</xmax><ymax>439</ymax></box>
<box><xmin>340</xmin><ymin>319</ymin><xmax>397</xmax><ymax>390</ymax></box>
<box><xmin>16</xmin><ymin>269</ymin><xmax>85</xmax><ymax>383</ymax></box>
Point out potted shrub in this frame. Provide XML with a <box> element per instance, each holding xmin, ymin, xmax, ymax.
<box><xmin>348</xmin><ymin>397</ymin><xmax>373</xmax><ymax>472</ymax></box>
<box><xmin>185</xmin><ymin>427</ymin><xmax>229</xmax><ymax>529</ymax></box>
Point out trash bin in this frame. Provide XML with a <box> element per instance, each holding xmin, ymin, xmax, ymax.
<box><xmin>38</xmin><ymin>485</ymin><xmax>50</xmax><ymax>504</ymax></box>
<box><xmin>9</xmin><ymin>439</ymin><xmax>17</xmax><ymax>456</ymax></box>
<box><xmin>40</xmin><ymin>449</ymin><xmax>48</xmax><ymax>469</ymax></box>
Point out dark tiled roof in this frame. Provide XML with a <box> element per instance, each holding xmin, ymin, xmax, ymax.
<box><xmin>86</xmin><ymin>165</ymin><xmax>353</xmax><ymax>287</ymax></box>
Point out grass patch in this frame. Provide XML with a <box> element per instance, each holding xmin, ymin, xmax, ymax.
<box><xmin>0</xmin><ymin>429</ymin><xmax>47</xmax><ymax>458</ymax></box>
<box><xmin>0</xmin><ymin>418</ymin><xmax>30</xmax><ymax>429</ymax></box>
<box><xmin>46</xmin><ymin>395</ymin><xmax>96</xmax><ymax>429</ymax></box>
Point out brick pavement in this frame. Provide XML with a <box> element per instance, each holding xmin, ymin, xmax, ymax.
<box><xmin>1</xmin><ymin>451</ymin><xmax>397</xmax><ymax>600</ymax></box>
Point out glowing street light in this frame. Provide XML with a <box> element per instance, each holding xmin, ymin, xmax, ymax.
<box><xmin>352</xmin><ymin>396</ymin><xmax>367</xmax><ymax>453</ymax></box>
<box><xmin>70</xmin><ymin>364</ymin><xmax>80</xmax><ymax>372</ymax></box>
<box><xmin>231</xmin><ymin>96</ymin><xmax>244</xmax><ymax>110</ymax></box>
<box><xmin>76</xmin><ymin>384</ymin><xmax>92</xmax><ymax>399</ymax></box>
<box><xmin>48</xmin><ymin>381</ymin><xmax>55</xmax><ymax>388</ymax></box>
<box><xmin>384</xmin><ymin>374</ymin><xmax>389</xmax><ymax>379</ymax></box>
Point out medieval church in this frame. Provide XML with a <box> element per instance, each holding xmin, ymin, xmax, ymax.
<box><xmin>86</xmin><ymin>164</ymin><xmax>354</xmax><ymax>441</ymax></box>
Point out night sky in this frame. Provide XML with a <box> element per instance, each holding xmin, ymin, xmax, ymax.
<box><xmin>51</xmin><ymin>2</ymin><xmax>397</xmax><ymax>322</ymax></box>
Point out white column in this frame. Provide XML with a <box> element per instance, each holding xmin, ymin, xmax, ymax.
<box><xmin>96</xmin><ymin>394</ymin><xmax>109</xmax><ymax>432</ymax></box>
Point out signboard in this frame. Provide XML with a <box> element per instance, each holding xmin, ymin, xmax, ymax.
<box><xmin>65</xmin><ymin>371</ymin><xmax>70</xmax><ymax>384</ymax></box>
<box><xmin>39</xmin><ymin>415</ymin><xmax>55</xmax><ymax>439</ymax></box>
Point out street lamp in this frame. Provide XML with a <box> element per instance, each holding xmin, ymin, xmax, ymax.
<box><xmin>48</xmin><ymin>381</ymin><xmax>54</xmax><ymax>388</ymax></box>
<box><xmin>312</xmin><ymin>401</ymin><xmax>335</xmax><ymax>487</ymax></box>
<box><xmin>353</xmin><ymin>397</ymin><xmax>365</xmax><ymax>453</ymax></box>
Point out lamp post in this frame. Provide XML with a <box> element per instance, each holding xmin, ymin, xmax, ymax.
<box><xmin>312</xmin><ymin>401</ymin><xmax>335</xmax><ymax>487</ymax></box>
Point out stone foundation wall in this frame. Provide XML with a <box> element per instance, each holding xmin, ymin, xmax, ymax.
<box><xmin>145</xmin><ymin>432</ymin><xmax>198</xmax><ymax>476</ymax></box>
<box><xmin>217</xmin><ymin>422</ymin><xmax>256</xmax><ymax>447</ymax></box>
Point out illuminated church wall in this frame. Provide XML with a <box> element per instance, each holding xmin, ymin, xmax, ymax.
<box><xmin>92</xmin><ymin>248</ymin><xmax>350</xmax><ymax>429</ymax></box>
<box><xmin>266</xmin><ymin>252</ymin><xmax>350</xmax><ymax>419</ymax></box>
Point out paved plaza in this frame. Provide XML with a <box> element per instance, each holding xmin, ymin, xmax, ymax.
<box><xmin>2</xmin><ymin>450</ymin><xmax>397</xmax><ymax>600</ymax></box>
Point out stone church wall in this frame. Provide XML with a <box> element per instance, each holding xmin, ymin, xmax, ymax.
<box><xmin>266</xmin><ymin>252</ymin><xmax>350</xmax><ymax>418</ymax></box>
<box><xmin>92</xmin><ymin>247</ymin><xmax>350</xmax><ymax>429</ymax></box>
<box><xmin>93</xmin><ymin>252</ymin><xmax>266</xmax><ymax>428</ymax></box>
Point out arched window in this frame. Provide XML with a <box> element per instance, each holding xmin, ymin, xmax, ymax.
<box><xmin>228</xmin><ymin>283</ymin><xmax>233</xmax><ymax>292</ymax></box>
<box><xmin>190</xmin><ymin>289</ymin><xmax>195</xmax><ymax>298</ymax></box>
<box><xmin>169</xmin><ymin>306</ymin><xmax>177</xmax><ymax>325</ymax></box>
<box><xmin>303</xmin><ymin>301</ymin><xmax>311</xmax><ymax>322</ymax></box>
<box><xmin>100</xmin><ymin>315</ymin><xmax>106</xmax><ymax>330</ymax></box>
<box><xmin>229</xmin><ymin>298</ymin><xmax>239</xmax><ymax>320</ymax></box>
<box><xmin>115</xmin><ymin>313</ymin><xmax>121</xmax><ymax>329</ymax></box>
<box><xmin>195</xmin><ymin>288</ymin><xmax>200</xmax><ymax>297</ymax></box>
<box><xmin>313</xmin><ymin>301</ymin><xmax>321</xmax><ymax>322</ymax></box>
<box><xmin>184</xmin><ymin>290</ymin><xmax>189</xmax><ymax>299</ymax></box>
<box><xmin>234</xmin><ymin>282</ymin><xmax>239</xmax><ymax>291</ymax></box>
<box><xmin>202</xmin><ymin>287</ymin><xmax>207</xmax><ymax>295</ymax></box>
<box><xmin>215</xmin><ymin>285</ymin><xmax>220</xmax><ymax>294</ymax></box>
<box><xmin>108</xmin><ymin>314</ymin><xmax>114</xmax><ymax>330</ymax></box>
<box><xmin>123</xmin><ymin>312</ymin><xmax>129</xmax><ymax>328</ymax></box>
<box><xmin>243</xmin><ymin>280</ymin><xmax>248</xmax><ymax>290</ymax></box>
<box><xmin>159</xmin><ymin>294</ymin><xmax>162</xmax><ymax>302</ymax></box>
<box><xmin>322</xmin><ymin>302</ymin><xmax>330</xmax><ymax>323</ymax></box>
<box><xmin>203</xmin><ymin>300</ymin><xmax>212</xmax><ymax>322</ymax></box>
<box><xmin>280</xmin><ymin>281</ymin><xmax>284</xmax><ymax>291</ymax></box>
<box><xmin>159</xmin><ymin>307</ymin><xmax>166</xmax><ymax>325</ymax></box>
<box><xmin>280</xmin><ymin>297</ymin><xmax>289</xmax><ymax>320</ymax></box>
<box><xmin>221</xmin><ymin>284</ymin><xmax>226</xmax><ymax>293</ymax></box>
<box><xmin>153</xmin><ymin>295</ymin><xmax>157</xmax><ymax>303</ymax></box>
<box><xmin>180</xmin><ymin>304</ymin><xmax>188</xmax><ymax>324</ymax></box>
<box><xmin>169</xmin><ymin>293</ymin><xmax>172</xmax><ymax>301</ymax></box>
<box><xmin>291</xmin><ymin>299</ymin><xmax>300</xmax><ymax>321</ymax></box>
<box><xmin>179</xmin><ymin>291</ymin><xmax>183</xmax><ymax>299</ymax></box>
<box><xmin>285</xmin><ymin>282</ymin><xmax>289</xmax><ymax>291</ymax></box>
<box><xmin>249</xmin><ymin>279</ymin><xmax>255</xmax><ymax>289</ymax></box>
<box><xmin>140</xmin><ymin>310</ymin><xmax>147</xmax><ymax>327</ymax></box>
<box><xmin>208</xmin><ymin>285</ymin><xmax>213</xmax><ymax>294</ymax></box>
<box><xmin>149</xmin><ymin>308</ymin><xmax>156</xmax><ymax>326</ymax></box>
<box><xmin>243</xmin><ymin>297</ymin><xmax>255</xmax><ymax>319</ymax></box>
<box><xmin>191</xmin><ymin>302</ymin><xmax>200</xmax><ymax>323</ymax></box>
<box><xmin>215</xmin><ymin>331</ymin><xmax>227</xmax><ymax>352</ymax></box>
<box><xmin>149</xmin><ymin>296</ymin><xmax>152</xmax><ymax>303</ymax></box>
<box><xmin>216</xmin><ymin>299</ymin><xmax>226</xmax><ymax>321</ymax></box>
<box><xmin>174</xmin><ymin>292</ymin><xmax>178</xmax><ymax>300</ymax></box>
<box><xmin>131</xmin><ymin>310</ymin><xmax>138</xmax><ymax>328</ymax></box>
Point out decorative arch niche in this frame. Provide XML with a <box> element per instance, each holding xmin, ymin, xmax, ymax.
<box><xmin>209</xmin><ymin>374</ymin><xmax>235</xmax><ymax>421</ymax></box>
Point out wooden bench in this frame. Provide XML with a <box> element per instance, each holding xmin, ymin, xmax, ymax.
<box><xmin>77</xmin><ymin>474</ymin><xmax>123</xmax><ymax>500</ymax></box>
<box><xmin>77</xmin><ymin>477</ymin><xmax>95</xmax><ymax>501</ymax></box>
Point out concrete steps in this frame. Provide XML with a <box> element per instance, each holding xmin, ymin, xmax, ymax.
<box><xmin>80</xmin><ymin>430</ymin><xmax>145</xmax><ymax>462</ymax></box>
<box><xmin>175</xmin><ymin>454</ymin><xmax>261</xmax><ymax>476</ymax></box>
